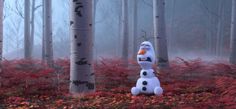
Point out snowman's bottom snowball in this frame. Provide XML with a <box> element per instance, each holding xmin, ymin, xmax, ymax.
<box><xmin>154</xmin><ymin>87</ymin><xmax>163</xmax><ymax>96</ymax></box>
<box><xmin>131</xmin><ymin>87</ymin><xmax>140</xmax><ymax>96</ymax></box>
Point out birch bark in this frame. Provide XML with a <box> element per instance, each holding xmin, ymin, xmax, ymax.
<box><xmin>69</xmin><ymin>0</ymin><xmax>95</xmax><ymax>94</ymax></box>
<box><xmin>153</xmin><ymin>0</ymin><xmax>169</xmax><ymax>68</ymax></box>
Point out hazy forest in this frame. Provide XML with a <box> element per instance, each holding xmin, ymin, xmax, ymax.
<box><xmin>0</xmin><ymin>0</ymin><xmax>236</xmax><ymax>108</ymax></box>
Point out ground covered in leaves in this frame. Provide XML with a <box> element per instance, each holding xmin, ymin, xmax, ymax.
<box><xmin>0</xmin><ymin>58</ymin><xmax>236</xmax><ymax>109</ymax></box>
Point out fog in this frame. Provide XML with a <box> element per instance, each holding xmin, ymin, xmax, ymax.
<box><xmin>2</xmin><ymin>0</ymin><xmax>232</xmax><ymax>61</ymax></box>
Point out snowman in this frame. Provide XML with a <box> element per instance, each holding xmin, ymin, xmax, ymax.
<box><xmin>131</xmin><ymin>41</ymin><xmax>163</xmax><ymax>96</ymax></box>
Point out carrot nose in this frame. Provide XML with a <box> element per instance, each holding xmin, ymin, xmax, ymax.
<box><xmin>138</xmin><ymin>49</ymin><xmax>146</xmax><ymax>55</ymax></box>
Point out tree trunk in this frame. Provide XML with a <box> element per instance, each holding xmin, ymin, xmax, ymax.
<box><xmin>44</xmin><ymin>0</ymin><xmax>53</xmax><ymax>67</ymax></box>
<box><xmin>219</xmin><ymin>3</ymin><xmax>225</xmax><ymax>57</ymax></box>
<box><xmin>132</xmin><ymin>0</ymin><xmax>138</xmax><ymax>60</ymax></box>
<box><xmin>0</xmin><ymin>0</ymin><xmax>3</xmax><ymax>69</ymax></box>
<box><xmin>24</xmin><ymin>0</ymin><xmax>31</xmax><ymax>59</ymax></box>
<box><xmin>169</xmin><ymin>0</ymin><xmax>176</xmax><ymax>51</ymax></box>
<box><xmin>230</xmin><ymin>0</ymin><xmax>236</xmax><ymax>64</ymax></box>
<box><xmin>121</xmin><ymin>0</ymin><xmax>129</xmax><ymax>66</ymax></box>
<box><xmin>216</xmin><ymin>0</ymin><xmax>224</xmax><ymax>57</ymax></box>
<box><xmin>0</xmin><ymin>0</ymin><xmax>2</xmax><ymax>85</ymax></box>
<box><xmin>153</xmin><ymin>0</ymin><xmax>169</xmax><ymax>68</ymax></box>
<box><xmin>42</xmin><ymin>0</ymin><xmax>46</xmax><ymax>63</ymax></box>
<box><xmin>69</xmin><ymin>0</ymin><xmax>95</xmax><ymax>94</ymax></box>
<box><xmin>30</xmin><ymin>0</ymin><xmax>36</xmax><ymax>58</ymax></box>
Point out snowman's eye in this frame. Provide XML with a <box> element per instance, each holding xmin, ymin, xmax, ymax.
<box><xmin>141</xmin><ymin>44</ymin><xmax>145</xmax><ymax>46</ymax></box>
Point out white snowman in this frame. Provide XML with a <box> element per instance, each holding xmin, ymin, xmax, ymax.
<box><xmin>131</xmin><ymin>41</ymin><xmax>163</xmax><ymax>96</ymax></box>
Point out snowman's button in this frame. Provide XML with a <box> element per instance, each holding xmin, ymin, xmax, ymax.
<box><xmin>142</xmin><ymin>87</ymin><xmax>147</xmax><ymax>91</ymax></box>
<box><xmin>142</xmin><ymin>81</ymin><xmax>148</xmax><ymax>85</ymax></box>
<box><xmin>143</xmin><ymin>71</ymin><xmax>147</xmax><ymax>76</ymax></box>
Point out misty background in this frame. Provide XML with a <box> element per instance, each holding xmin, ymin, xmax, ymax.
<box><xmin>3</xmin><ymin>0</ymin><xmax>231</xmax><ymax>61</ymax></box>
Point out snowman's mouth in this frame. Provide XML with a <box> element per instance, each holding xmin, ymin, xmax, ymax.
<box><xmin>139</xmin><ymin>57</ymin><xmax>152</xmax><ymax>62</ymax></box>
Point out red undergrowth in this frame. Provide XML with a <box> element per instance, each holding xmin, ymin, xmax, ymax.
<box><xmin>0</xmin><ymin>58</ymin><xmax>235</xmax><ymax>108</ymax></box>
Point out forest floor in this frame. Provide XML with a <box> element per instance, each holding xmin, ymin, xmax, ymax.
<box><xmin>0</xmin><ymin>58</ymin><xmax>236</xmax><ymax>109</ymax></box>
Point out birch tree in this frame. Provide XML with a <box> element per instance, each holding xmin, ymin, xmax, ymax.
<box><xmin>216</xmin><ymin>0</ymin><xmax>225</xmax><ymax>57</ymax></box>
<box><xmin>168</xmin><ymin>0</ymin><xmax>176</xmax><ymax>51</ymax></box>
<box><xmin>0</xmin><ymin>0</ymin><xmax>3</xmax><ymax>62</ymax></box>
<box><xmin>230</xmin><ymin>0</ymin><xmax>236</xmax><ymax>64</ymax></box>
<box><xmin>132</xmin><ymin>0</ymin><xmax>138</xmax><ymax>59</ymax></box>
<box><xmin>121</xmin><ymin>0</ymin><xmax>129</xmax><ymax>66</ymax></box>
<box><xmin>29</xmin><ymin>0</ymin><xmax>35</xmax><ymax>58</ymax></box>
<box><xmin>69</xmin><ymin>0</ymin><xmax>95</xmax><ymax>94</ymax></box>
<box><xmin>24</xmin><ymin>0</ymin><xmax>31</xmax><ymax>59</ymax></box>
<box><xmin>42</xmin><ymin>0</ymin><xmax>46</xmax><ymax>62</ymax></box>
<box><xmin>44</xmin><ymin>0</ymin><xmax>53</xmax><ymax>67</ymax></box>
<box><xmin>153</xmin><ymin>0</ymin><xmax>169</xmax><ymax>68</ymax></box>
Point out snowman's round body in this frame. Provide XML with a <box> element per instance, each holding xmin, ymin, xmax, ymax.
<box><xmin>131</xmin><ymin>41</ymin><xmax>163</xmax><ymax>96</ymax></box>
<box><xmin>135</xmin><ymin>77</ymin><xmax>160</xmax><ymax>93</ymax></box>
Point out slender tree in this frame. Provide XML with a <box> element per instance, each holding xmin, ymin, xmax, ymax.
<box><xmin>168</xmin><ymin>0</ymin><xmax>176</xmax><ymax>51</ymax></box>
<box><xmin>69</xmin><ymin>0</ymin><xmax>95</xmax><ymax>94</ymax></box>
<box><xmin>216</xmin><ymin>0</ymin><xmax>224</xmax><ymax>57</ymax></box>
<box><xmin>230</xmin><ymin>0</ymin><xmax>236</xmax><ymax>64</ymax></box>
<box><xmin>44</xmin><ymin>0</ymin><xmax>53</xmax><ymax>67</ymax></box>
<box><xmin>153</xmin><ymin>0</ymin><xmax>169</xmax><ymax>68</ymax></box>
<box><xmin>42</xmin><ymin>0</ymin><xmax>46</xmax><ymax>62</ymax></box>
<box><xmin>121</xmin><ymin>0</ymin><xmax>129</xmax><ymax>66</ymax></box>
<box><xmin>24</xmin><ymin>0</ymin><xmax>31</xmax><ymax>59</ymax></box>
<box><xmin>0</xmin><ymin>0</ymin><xmax>3</xmax><ymax>62</ymax></box>
<box><xmin>132</xmin><ymin>0</ymin><xmax>138</xmax><ymax>59</ymax></box>
<box><xmin>30</xmin><ymin>0</ymin><xmax>36</xmax><ymax>58</ymax></box>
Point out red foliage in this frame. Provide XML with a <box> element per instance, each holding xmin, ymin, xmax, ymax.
<box><xmin>94</xmin><ymin>58</ymin><xmax>138</xmax><ymax>89</ymax></box>
<box><xmin>0</xmin><ymin>58</ymin><xmax>235</xmax><ymax>108</ymax></box>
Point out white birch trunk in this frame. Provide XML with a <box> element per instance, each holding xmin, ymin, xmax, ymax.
<box><xmin>230</xmin><ymin>0</ymin><xmax>236</xmax><ymax>64</ymax></box>
<box><xmin>69</xmin><ymin>0</ymin><xmax>95</xmax><ymax>94</ymax></box>
<box><xmin>24</xmin><ymin>0</ymin><xmax>31</xmax><ymax>59</ymax></box>
<box><xmin>0</xmin><ymin>0</ymin><xmax>3</xmax><ymax>62</ymax></box>
<box><xmin>30</xmin><ymin>0</ymin><xmax>35</xmax><ymax>58</ymax></box>
<box><xmin>121</xmin><ymin>0</ymin><xmax>129</xmax><ymax>66</ymax></box>
<box><xmin>206</xmin><ymin>13</ymin><xmax>212</xmax><ymax>54</ymax></box>
<box><xmin>153</xmin><ymin>0</ymin><xmax>169</xmax><ymax>68</ymax></box>
<box><xmin>132</xmin><ymin>0</ymin><xmax>138</xmax><ymax>59</ymax></box>
<box><xmin>216</xmin><ymin>0</ymin><xmax>223</xmax><ymax>57</ymax></box>
<box><xmin>168</xmin><ymin>0</ymin><xmax>176</xmax><ymax>51</ymax></box>
<box><xmin>44</xmin><ymin>0</ymin><xmax>53</xmax><ymax>67</ymax></box>
<box><xmin>42</xmin><ymin>0</ymin><xmax>46</xmax><ymax>62</ymax></box>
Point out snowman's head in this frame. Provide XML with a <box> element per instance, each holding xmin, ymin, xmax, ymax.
<box><xmin>137</xmin><ymin>41</ymin><xmax>156</xmax><ymax>69</ymax></box>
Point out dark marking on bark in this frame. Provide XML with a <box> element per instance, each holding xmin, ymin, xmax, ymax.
<box><xmin>158</xmin><ymin>58</ymin><xmax>168</xmax><ymax>63</ymax></box>
<box><xmin>74</xmin><ymin>35</ymin><xmax>77</xmax><ymax>39</ymax></box>
<box><xmin>86</xmin><ymin>83</ymin><xmax>95</xmax><ymax>89</ymax></box>
<box><xmin>71</xmin><ymin>80</ymin><xmax>95</xmax><ymax>90</ymax></box>
<box><xmin>163</xmin><ymin>2</ymin><xmax>165</xmax><ymax>5</ymax></box>
<box><xmin>76</xmin><ymin>58</ymin><xmax>88</xmax><ymax>65</ymax></box>
<box><xmin>74</xmin><ymin>1</ymin><xmax>83</xmax><ymax>17</ymax></box>
<box><xmin>77</xmin><ymin>43</ymin><xmax>82</xmax><ymax>46</ymax></box>
<box><xmin>70</xmin><ymin>21</ymin><xmax>74</xmax><ymax>26</ymax></box>
<box><xmin>156</xmin><ymin>16</ymin><xmax>159</xmax><ymax>18</ymax></box>
<box><xmin>89</xmin><ymin>24</ymin><xmax>92</xmax><ymax>26</ymax></box>
<box><xmin>72</xmin><ymin>80</ymin><xmax>85</xmax><ymax>86</ymax></box>
<box><xmin>90</xmin><ymin>73</ymin><xmax>95</xmax><ymax>76</ymax></box>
